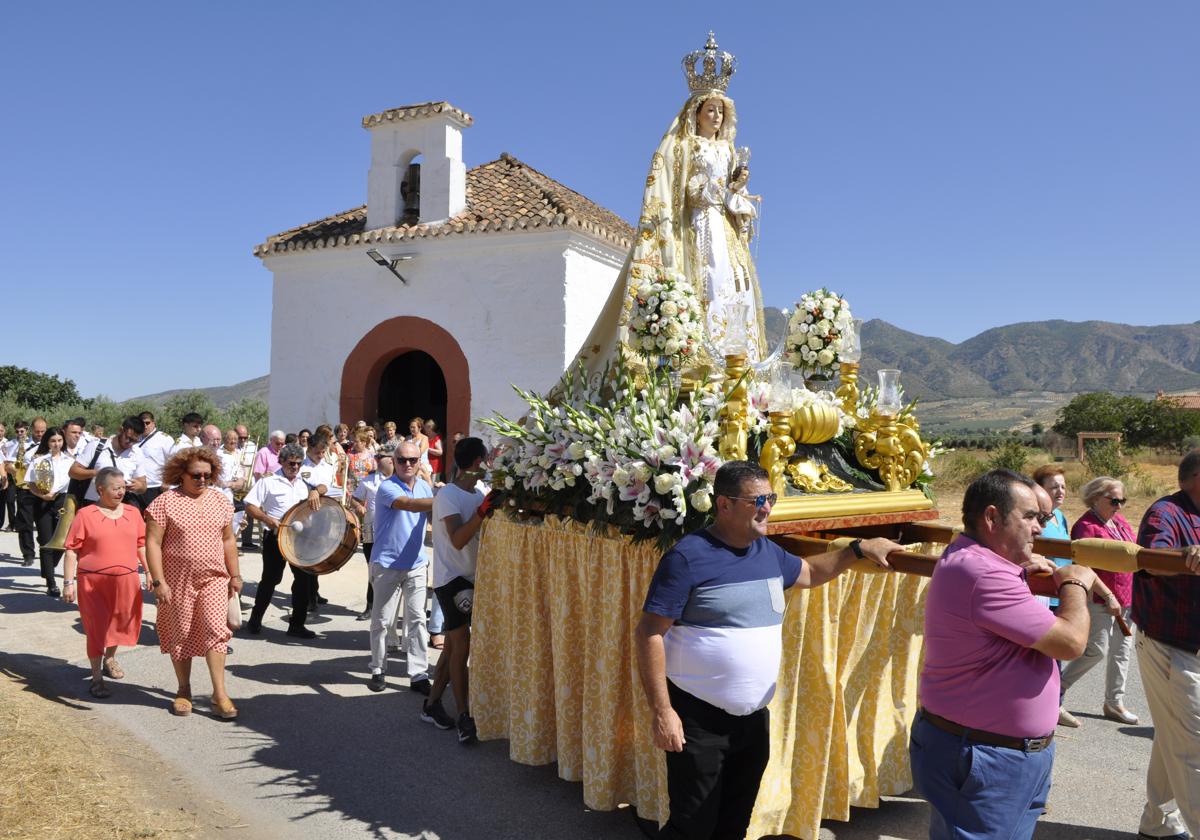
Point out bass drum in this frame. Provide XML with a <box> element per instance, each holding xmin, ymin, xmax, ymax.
<box><xmin>277</xmin><ymin>496</ymin><xmax>360</xmax><ymax>575</ymax></box>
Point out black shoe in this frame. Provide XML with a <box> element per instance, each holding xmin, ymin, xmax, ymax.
<box><xmin>457</xmin><ymin>712</ymin><xmax>478</xmax><ymax>745</ymax></box>
<box><xmin>409</xmin><ymin>677</ymin><xmax>431</xmax><ymax>696</ymax></box>
<box><xmin>1138</xmin><ymin>833</ymin><xmax>1191</xmax><ymax>839</ymax></box>
<box><xmin>21</xmin><ymin>557</ymin><xmax>34</xmax><ymax>567</ymax></box>
<box><xmin>245</xmin><ymin>618</ymin><xmax>262</xmax><ymax>634</ymax></box>
<box><xmin>420</xmin><ymin>698</ymin><xmax>454</xmax><ymax>730</ymax></box>
<box><xmin>368</xmin><ymin>672</ymin><xmax>386</xmax><ymax>692</ymax></box>
<box><xmin>356</xmin><ymin>609</ymin><xmax>371</xmax><ymax>621</ymax></box>
<box><xmin>316</xmin><ymin>595</ymin><xmax>329</xmax><ymax>605</ymax></box>
<box><xmin>47</xmin><ymin>585</ymin><xmax>61</xmax><ymax>598</ymax></box>
<box><xmin>286</xmin><ymin>627</ymin><xmax>317</xmax><ymax>639</ymax></box>
<box><xmin>241</xmin><ymin>542</ymin><xmax>260</xmax><ymax>550</ymax></box>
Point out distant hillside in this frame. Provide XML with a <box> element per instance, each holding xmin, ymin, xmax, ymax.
<box><xmin>763</xmin><ymin>309</ymin><xmax>1200</xmax><ymax>401</ymax></box>
<box><xmin>131</xmin><ymin>375</ymin><xmax>269</xmax><ymax>408</ymax></box>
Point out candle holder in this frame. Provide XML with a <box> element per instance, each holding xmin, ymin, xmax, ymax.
<box><xmin>835</xmin><ymin>362</ymin><xmax>859</xmax><ymax>418</ymax></box>
<box><xmin>718</xmin><ymin>353</ymin><xmax>750</xmax><ymax>462</ymax></box>
<box><xmin>759</xmin><ymin>366</ymin><xmax>796</xmax><ymax>495</ymax></box>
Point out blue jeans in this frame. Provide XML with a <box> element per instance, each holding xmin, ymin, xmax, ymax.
<box><xmin>428</xmin><ymin>585</ymin><xmax>445</xmax><ymax>635</ymax></box>
<box><xmin>909</xmin><ymin>713</ymin><xmax>1055</xmax><ymax>839</ymax></box>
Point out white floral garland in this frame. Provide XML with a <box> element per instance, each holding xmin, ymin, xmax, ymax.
<box><xmin>786</xmin><ymin>288</ymin><xmax>854</xmax><ymax>379</ymax></box>
<box><xmin>627</xmin><ymin>269</ymin><xmax>704</xmax><ymax>366</ymax></box>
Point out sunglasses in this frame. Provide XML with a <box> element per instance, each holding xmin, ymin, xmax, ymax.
<box><xmin>188</xmin><ymin>472</ymin><xmax>212</xmax><ymax>482</ymax></box>
<box><xmin>726</xmin><ymin>493</ymin><xmax>778</xmax><ymax>509</ymax></box>
<box><xmin>1106</xmin><ymin>497</ymin><xmax>1127</xmax><ymax>506</ymax></box>
<box><xmin>1036</xmin><ymin>512</ymin><xmax>1055</xmax><ymax>526</ymax></box>
<box><xmin>396</xmin><ymin>456</ymin><xmax>420</xmax><ymax>466</ymax></box>
<box><xmin>282</xmin><ymin>460</ymin><xmax>303</xmax><ymax>468</ymax></box>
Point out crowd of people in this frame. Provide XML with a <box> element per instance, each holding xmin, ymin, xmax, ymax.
<box><xmin>637</xmin><ymin>455</ymin><xmax>1200</xmax><ymax>840</ymax></box>
<box><xmin>1</xmin><ymin>412</ymin><xmax>487</xmax><ymax>742</ymax></box>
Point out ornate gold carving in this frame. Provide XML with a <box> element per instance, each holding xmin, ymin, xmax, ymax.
<box><xmin>759</xmin><ymin>411</ymin><xmax>796</xmax><ymax>496</ymax></box>
<box><xmin>785</xmin><ymin>459</ymin><xmax>853</xmax><ymax>494</ymax></box>
<box><xmin>790</xmin><ymin>401</ymin><xmax>840</xmax><ymax>445</ymax></box>
<box><xmin>718</xmin><ymin>353</ymin><xmax>749</xmax><ymax>461</ymax></box>
<box><xmin>768</xmin><ymin>488</ymin><xmax>932</xmax><ymax>522</ymax></box>
<box><xmin>835</xmin><ymin>362</ymin><xmax>859</xmax><ymax>418</ymax></box>
<box><xmin>854</xmin><ymin>411</ymin><xmax>931</xmax><ymax>492</ymax></box>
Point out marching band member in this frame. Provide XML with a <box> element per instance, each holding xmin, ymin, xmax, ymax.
<box><xmin>171</xmin><ymin>413</ymin><xmax>204</xmax><ymax>454</ymax></box>
<box><xmin>137</xmin><ymin>411</ymin><xmax>178</xmax><ymax>506</ymax></box>
<box><xmin>70</xmin><ymin>416</ymin><xmax>150</xmax><ymax>510</ymax></box>
<box><xmin>8</xmin><ymin>418</ymin><xmax>47</xmax><ymax>566</ymax></box>
<box><xmin>0</xmin><ymin>421</ymin><xmax>14</xmax><ymax>531</ymax></box>
<box><xmin>27</xmin><ymin>426</ymin><xmax>74</xmax><ymax>595</ymax></box>
<box><xmin>244</xmin><ymin>442</ymin><xmax>322</xmax><ymax>638</ymax></box>
<box><xmin>62</xmin><ymin>418</ymin><xmax>87</xmax><ymax>460</ymax></box>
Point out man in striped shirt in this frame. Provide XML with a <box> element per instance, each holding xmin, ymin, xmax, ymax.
<box><xmin>1133</xmin><ymin>449</ymin><xmax>1200</xmax><ymax>840</ymax></box>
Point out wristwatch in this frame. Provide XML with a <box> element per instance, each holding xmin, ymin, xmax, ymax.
<box><xmin>151</xmin><ymin>579</ymin><xmax>162</xmax><ymax>589</ymax></box>
<box><xmin>849</xmin><ymin>539</ymin><xmax>865</xmax><ymax>559</ymax></box>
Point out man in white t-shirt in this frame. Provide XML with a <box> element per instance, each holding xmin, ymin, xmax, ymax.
<box><xmin>137</xmin><ymin>411</ymin><xmax>177</xmax><ymax>506</ymax></box>
<box><xmin>424</xmin><ymin>437</ymin><xmax>493</xmax><ymax>742</ymax></box>
<box><xmin>171</xmin><ymin>413</ymin><xmax>204</xmax><ymax>454</ymax></box>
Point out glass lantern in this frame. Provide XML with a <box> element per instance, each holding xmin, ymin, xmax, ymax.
<box><xmin>876</xmin><ymin>369</ymin><xmax>902</xmax><ymax>417</ymax></box>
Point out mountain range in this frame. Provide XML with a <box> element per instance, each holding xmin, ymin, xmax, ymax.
<box><xmin>763</xmin><ymin>311</ymin><xmax>1200</xmax><ymax>401</ymax></box>
<box><xmin>133</xmin><ymin>319</ymin><xmax>1200</xmax><ymax>410</ymax></box>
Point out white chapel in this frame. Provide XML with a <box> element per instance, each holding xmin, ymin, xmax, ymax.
<box><xmin>255</xmin><ymin>101</ymin><xmax>632</xmax><ymax>438</ymax></box>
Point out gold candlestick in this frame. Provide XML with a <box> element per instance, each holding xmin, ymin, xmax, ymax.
<box><xmin>759</xmin><ymin>411</ymin><xmax>796</xmax><ymax>496</ymax></box>
<box><xmin>835</xmin><ymin>361</ymin><xmax>860</xmax><ymax>418</ymax></box>
<box><xmin>718</xmin><ymin>353</ymin><xmax>749</xmax><ymax>462</ymax></box>
<box><xmin>854</xmin><ymin>410</ymin><xmax>929</xmax><ymax>492</ymax></box>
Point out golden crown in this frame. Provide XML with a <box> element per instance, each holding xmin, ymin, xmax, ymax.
<box><xmin>682</xmin><ymin>32</ymin><xmax>736</xmax><ymax>94</ymax></box>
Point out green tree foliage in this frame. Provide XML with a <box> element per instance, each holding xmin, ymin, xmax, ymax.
<box><xmin>0</xmin><ymin>365</ymin><xmax>81</xmax><ymax>410</ymax></box>
<box><xmin>987</xmin><ymin>439</ymin><xmax>1030</xmax><ymax>474</ymax></box>
<box><xmin>1083</xmin><ymin>439</ymin><xmax>1130</xmax><ymax>479</ymax></box>
<box><xmin>1054</xmin><ymin>392</ymin><xmax>1200</xmax><ymax>449</ymax></box>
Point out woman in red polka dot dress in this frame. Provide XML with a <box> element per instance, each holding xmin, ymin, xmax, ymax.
<box><xmin>145</xmin><ymin>447</ymin><xmax>242</xmax><ymax>719</ymax></box>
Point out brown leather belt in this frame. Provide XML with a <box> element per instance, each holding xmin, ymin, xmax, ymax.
<box><xmin>920</xmin><ymin>708</ymin><xmax>1054</xmax><ymax>753</ymax></box>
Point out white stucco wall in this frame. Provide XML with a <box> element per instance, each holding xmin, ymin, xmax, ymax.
<box><xmin>263</xmin><ymin>229</ymin><xmax>624</xmax><ymax>435</ymax></box>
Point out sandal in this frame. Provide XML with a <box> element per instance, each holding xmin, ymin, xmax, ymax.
<box><xmin>171</xmin><ymin>687</ymin><xmax>193</xmax><ymax>717</ymax></box>
<box><xmin>88</xmin><ymin>679</ymin><xmax>111</xmax><ymax>699</ymax></box>
<box><xmin>102</xmin><ymin>658</ymin><xmax>125</xmax><ymax>680</ymax></box>
<box><xmin>430</xmin><ymin>634</ymin><xmax>445</xmax><ymax>650</ymax></box>
<box><xmin>212</xmin><ymin>697</ymin><xmax>238</xmax><ymax>720</ymax></box>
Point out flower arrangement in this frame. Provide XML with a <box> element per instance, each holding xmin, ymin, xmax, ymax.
<box><xmin>786</xmin><ymin>288</ymin><xmax>854</xmax><ymax>379</ymax></box>
<box><xmin>482</xmin><ymin>350</ymin><xmax>723</xmax><ymax>548</ymax></box>
<box><xmin>626</xmin><ymin>267</ymin><xmax>704</xmax><ymax>367</ymax></box>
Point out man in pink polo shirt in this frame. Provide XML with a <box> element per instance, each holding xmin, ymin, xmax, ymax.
<box><xmin>911</xmin><ymin>469</ymin><xmax>1105</xmax><ymax>839</ymax></box>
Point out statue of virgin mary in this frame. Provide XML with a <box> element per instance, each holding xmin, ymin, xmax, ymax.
<box><xmin>570</xmin><ymin>33</ymin><xmax>768</xmax><ymax>380</ymax></box>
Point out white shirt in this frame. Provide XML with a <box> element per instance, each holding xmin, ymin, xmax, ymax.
<box><xmin>171</xmin><ymin>434</ymin><xmax>203</xmax><ymax>455</ymax></box>
<box><xmin>431</xmin><ymin>482</ymin><xmax>485</xmax><ymax>588</ymax></box>
<box><xmin>352</xmin><ymin>471</ymin><xmax>384</xmax><ymax>543</ymax></box>
<box><xmin>3</xmin><ymin>438</ymin><xmax>38</xmax><ymax>464</ymax></box>
<box><xmin>301</xmin><ymin>457</ymin><xmax>335</xmax><ymax>494</ymax></box>
<box><xmin>26</xmin><ymin>452</ymin><xmax>73</xmax><ymax>495</ymax></box>
<box><xmin>75</xmin><ymin>436</ymin><xmax>148</xmax><ymax>502</ymax></box>
<box><xmin>216</xmin><ymin>448</ymin><xmax>241</xmax><ymax>503</ymax></box>
<box><xmin>137</xmin><ymin>429</ymin><xmax>176</xmax><ymax>487</ymax></box>
<box><xmin>243</xmin><ymin>470</ymin><xmax>309</xmax><ymax>526</ymax></box>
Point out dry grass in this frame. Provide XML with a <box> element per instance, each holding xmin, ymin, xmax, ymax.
<box><xmin>0</xmin><ymin>672</ymin><xmax>201</xmax><ymax>840</ymax></box>
<box><xmin>930</xmin><ymin>449</ymin><xmax>1179</xmax><ymax>529</ymax></box>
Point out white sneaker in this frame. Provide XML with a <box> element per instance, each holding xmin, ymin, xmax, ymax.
<box><xmin>1058</xmin><ymin>706</ymin><xmax>1081</xmax><ymax>727</ymax></box>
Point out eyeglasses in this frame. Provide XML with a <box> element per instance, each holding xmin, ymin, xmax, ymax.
<box><xmin>1106</xmin><ymin>497</ymin><xmax>1127</xmax><ymax>506</ymax></box>
<box><xmin>725</xmin><ymin>493</ymin><xmax>778</xmax><ymax>509</ymax></box>
<box><xmin>281</xmin><ymin>460</ymin><xmax>302</xmax><ymax>468</ymax></box>
<box><xmin>188</xmin><ymin>472</ymin><xmax>212</xmax><ymax>482</ymax></box>
<box><xmin>1036</xmin><ymin>512</ymin><xmax>1055</xmax><ymax>526</ymax></box>
<box><xmin>396</xmin><ymin>456</ymin><xmax>420</xmax><ymax>466</ymax></box>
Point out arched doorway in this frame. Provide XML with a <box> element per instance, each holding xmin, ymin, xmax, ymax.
<box><xmin>377</xmin><ymin>350</ymin><xmax>447</xmax><ymax>433</ymax></box>
<box><xmin>339</xmin><ymin>316</ymin><xmax>471</xmax><ymax>442</ymax></box>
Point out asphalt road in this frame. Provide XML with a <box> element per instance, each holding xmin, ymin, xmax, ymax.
<box><xmin>0</xmin><ymin>528</ymin><xmax>1158</xmax><ymax>839</ymax></box>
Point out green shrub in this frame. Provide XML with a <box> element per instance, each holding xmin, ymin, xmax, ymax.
<box><xmin>1084</xmin><ymin>439</ymin><xmax>1129</xmax><ymax>479</ymax></box>
<box><xmin>988</xmin><ymin>439</ymin><xmax>1029</xmax><ymax>474</ymax></box>
<box><xmin>1182</xmin><ymin>435</ymin><xmax>1200</xmax><ymax>454</ymax></box>
<box><xmin>932</xmin><ymin>450</ymin><xmax>989</xmax><ymax>490</ymax></box>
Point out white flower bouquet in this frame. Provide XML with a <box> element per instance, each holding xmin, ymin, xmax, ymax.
<box><xmin>626</xmin><ymin>268</ymin><xmax>704</xmax><ymax>368</ymax></box>
<box><xmin>786</xmin><ymin>288</ymin><xmax>854</xmax><ymax>380</ymax></box>
<box><xmin>482</xmin><ymin>351</ymin><xmax>723</xmax><ymax>548</ymax></box>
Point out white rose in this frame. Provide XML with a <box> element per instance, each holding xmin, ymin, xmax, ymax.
<box><xmin>817</xmin><ymin>319</ymin><xmax>831</xmax><ymax>334</ymax></box>
<box><xmin>653</xmin><ymin>473</ymin><xmax>676</xmax><ymax>495</ymax></box>
<box><xmin>642</xmin><ymin>337</ymin><xmax>656</xmax><ymax>350</ymax></box>
<box><xmin>663</xmin><ymin>339</ymin><xmax>680</xmax><ymax>355</ymax></box>
<box><xmin>689</xmin><ymin>489</ymin><xmax>713</xmax><ymax>512</ymax></box>
<box><xmin>660</xmin><ymin>301</ymin><xmax>679</xmax><ymax>317</ymax></box>
<box><xmin>807</xmin><ymin>336</ymin><xmax>823</xmax><ymax>350</ymax></box>
<box><xmin>817</xmin><ymin>348</ymin><xmax>835</xmax><ymax>366</ymax></box>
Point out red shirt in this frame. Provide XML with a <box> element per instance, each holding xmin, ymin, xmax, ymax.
<box><xmin>1071</xmin><ymin>509</ymin><xmax>1135</xmax><ymax>607</ymax></box>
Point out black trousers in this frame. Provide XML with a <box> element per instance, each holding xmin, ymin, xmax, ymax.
<box><xmin>15</xmin><ymin>488</ymin><xmax>36</xmax><ymax>560</ymax></box>
<box><xmin>363</xmin><ymin>541</ymin><xmax>374</xmax><ymax>607</ymax></box>
<box><xmin>0</xmin><ymin>479</ymin><xmax>14</xmax><ymax>529</ymax></box>
<box><xmin>658</xmin><ymin>681</ymin><xmax>771</xmax><ymax>840</ymax></box>
<box><xmin>251</xmin><ymin>531</ymin><xmax>313</xmax><ymax>629</ymax></box>
<box><xmin>31</xmin><ymin>493</ymin><xmax>63</xmax><ymax>583</ymax></box>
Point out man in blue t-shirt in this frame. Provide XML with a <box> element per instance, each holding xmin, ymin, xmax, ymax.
<box><xmin>635</xmin><ymin>461</ymin><xmax>900</xmax><ymax>840</ymax></box>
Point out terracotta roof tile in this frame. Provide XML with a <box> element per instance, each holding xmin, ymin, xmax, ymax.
<box><xmin>254</xmin><ymin>153</ymin><xmax>633</xmax><ymax>257</ymax></box>
<box><xmin>361</xmin><ymin>101</ymin><xmax>473</xmax><ymax>129</ymax></box>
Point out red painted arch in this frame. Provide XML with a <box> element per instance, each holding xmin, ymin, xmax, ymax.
<box><xmin>340</xmin><ymin>316</ymin><xmax>471</xmax><ymax>441</ymax></box>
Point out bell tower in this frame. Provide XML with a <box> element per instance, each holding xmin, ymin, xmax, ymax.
<box><xmin>363</xmin><ymin>101</ymin><xmax>472</xmax><ymax>230</ymax></box>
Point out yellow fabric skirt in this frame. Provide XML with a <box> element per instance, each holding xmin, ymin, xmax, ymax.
<box><xmin>472</xmin><ymin>514</ymin><xmax>928</xmax><ymax>839</ymax></box>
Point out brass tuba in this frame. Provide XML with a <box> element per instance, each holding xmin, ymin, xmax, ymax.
<box><xmin>45</xmin><ymin>495</ymin><xmax>76</xmax><ymax>553</ymax></box>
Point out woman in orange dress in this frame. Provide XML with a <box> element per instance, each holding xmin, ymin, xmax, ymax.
<box><xmin>145</xmin><ymin>447</ymin><xmax>241</xmax><ymax>719</ymax></box>
<box><xmin>62</xmin><ymin>467</ymin><xmax>148</xmax><ymax>699</ymax></box>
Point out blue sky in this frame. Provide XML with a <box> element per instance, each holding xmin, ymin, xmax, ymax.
<box><xmin>2</xmin><ymin>2</ymin><xmax>1196</xmax><ymax>399</ymax></box>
